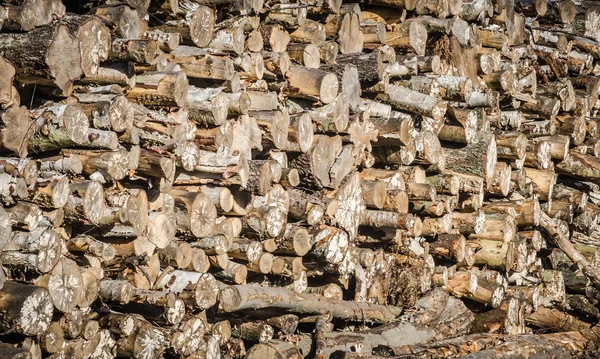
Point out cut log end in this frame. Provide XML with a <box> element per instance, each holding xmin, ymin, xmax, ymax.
<box><xmin>1</xmin><ymin>106</ymin><xmax>33</xmax><ymax>158</ymax></box>
<box><xmin>190</xmin><ymin>6</ymin><xmax>216</xmax><ymax>48</ymax></box>
<box><xmin>48</xmin><ymin>257</ymin><xmax>84</xmax><ymax>313</ymax></box>
<box><xmin>83</xmin><ymin>181</ymin><xmax>106</xmax><ymax>225</ymax></box>
<box><xmin>191</xmin><ymin>193</ymin><xmax>218</xmax><ymax>238</ymax></box>
<box><xmin>48</xmin><ymin>25</ymin><xmax>84</xmax><ymax>93</ymax></box>
<box><xmin>76</xmin><ymin>18</ymin><xmax>111</xmax><ymax>77</ymax></box>
<box><xmin>320</xmin><ymin>73</ymin><xmax>339</xmax><ymax>105</ymax></box>
<box><xmin>409</xmin><ymin>22</ymin><xmax>428</xmax><ymax>56</ymax></box>
<box><xmin>147</xmin><ymin>212</ymin><xmax>176</xmax><ymax>249</ymax></box>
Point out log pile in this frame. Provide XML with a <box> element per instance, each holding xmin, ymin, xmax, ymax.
<box><xmin>1</xmin><ymin>0</ymin><xmax>600</xmax><ymax>358</ymax></box>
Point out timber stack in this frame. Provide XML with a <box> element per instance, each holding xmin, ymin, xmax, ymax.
<box><xmin>1</xmin><ymin>0</ymin><xmax>600</xmax><ymax>358</ymax></box>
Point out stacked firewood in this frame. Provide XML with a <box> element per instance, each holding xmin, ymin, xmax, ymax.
<box><xmin>1</xmin><ymin>0</ymin><xmax>600</xmax><ymax>357</ymax></box>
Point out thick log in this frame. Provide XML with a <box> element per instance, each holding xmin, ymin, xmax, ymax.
<box><xmin>109</xmin><ymin>39</ymin><xmax>161</xmax><ymax>64</ymax></box>
<box><xmin>385</xmin><ymin>21</ymin><xmax>428</xmax><ymax>56</ymax></box>
<box><xmin>242</xmin><ymin>184</ymin><xmax>289</xmax><ymax>238</ymax></box>
<box><xmin>286</xmin><ymin>66</ymin><xmax>339</xmax><ymax>104</ymax></box>
<box><xmin>0</xmin><ymin>282</ymin><xmax>53</xmax><ymax>335</ymax></box>
<box><xmin>116</xmin><ymin>290</ymin><xmax>185</xmax><ymax>326</ymax></box>
<box><xmin>378</xmin><ymin>85</ymin><xmax>447</xmax><ymax>121</ymax></box>
<box><xmin>209</xmin><ymin>27</ymin><xmax>245</xmax><ymax>55</ymax></box>
<box><xmin>116</xmin><ymin>322</ymin><xmax>166</xmax><ymax>359</ymax></box>
<box><xmin>170</xmin><ymin>316</ymin><xmax>207</xmax><ymax>356</ymax></box>
<box><xmin>442</xmin><ymin>132</ymin><xmax>497</xmax><ymax>188</ymax></box>
<box><xmin>290</xmin><ymin>19</ymin><xmax>326</xmax><ymax>46</ymax></box>
<box><xmin>2</xmin><ymin>0</ymin><xmax>65</xmax><ymax>30</ymax></box>
<box><xmin>245</xmin><ymin>340</ymin><xmax>301</xmax><ymax>359</ymax></box>
<box><xmin>167</xmin><ymin>50</ymin><xmax>235</xmax><ymax>81</ymax></box>
<box><xmin>260</xmin><ymin>24</ymin><xmax>290</xmax><ymax>53</ymax></box>
<box><xmin>321</xmin><ymin>52</ymin><xmax>383</xmax><ymax>87</ymax></box>
<box><xmin>0</xmin><ymin>24</ymin><xmax>82</xmax><ymax>95</ymax></box>
<box><xmin>221</xmin><ymin>285</ymin><xmax>403</xmax><ymax>323</ymax></box>
<box><xmin>385</xmin><ymin>332</ymin><xmax>589</xmax><ymax>358</ymax></box>
<box><xmin>315</xmin><ymin>289</ymin><xmax>473</xmax><ymax>358</ymax></box>
<box><xmin>80</xmin><ymin>62</ymin><xmax>136</xmax><ymax>88</ymax></box>
<box><xmin>557</xmin><ymin>150</ymin><xmax>600</xmax><ymax>181</ymax></box>
<box><xmin>154</xmin><ymin>271</ymin><xmax>219</xmax><ymax>310</ymax></box>
<box><xmin>3</xmin><ymin>226</ymin><xmax>62</xmax><ymax>273</ymax></box>
<box><xmin>155</xmin><ymin>3</ymin><xmax>215</xmax><ymax>47</ymax></box>
<box><xmin>446</xmin><ymin>271</ymin><xmax>505</xmax><ymax>308</ymax></box>
<box><xmin>231</xmin><ymin>321</ymin><xmax>273</xmax><ymax>343</ymax></box>
<box><xmin>143</xmin><ymin>30</ymin><xmax>181</xmax><ymax>52</ymax></box>
<box><xmin>127</xmin><ymin>71</ymin><xmax>189</xmax><ymax>107</ymax></box>
<box><xmin>0</xmin><ymin>341</ymin><xmax>35</xmax><ymax>358</ymax></box>
<box><xmin>39</xmin><ymin>257</ymin><xmax>84</xmax><ymax>313</ymax></box>
<box><xmin>67</xmin><ymin>234</ymin><xmax>116</xmax><ymax>262</ymax></box>
<box><xmin>75</xmin><ymin>94</ymin><xmax>134</xmax><ymax>134</ymax></box>
<box><xmin>61</xmin><ymin>14</ymin><xmax>111</xmax><ymax>77</ymax></box>
<box><xmin>63</xmin><ymin>180</ymin><xmax>105</xmax><ymax>225</ymax></box>
<box><xmin>448</xmin><ymin>332</ymin><xmax>589</xmax><ymax>358</ymax></box>
<box><xmin>64</xmin><ymin>148</ymin><xmax>130</xmax><ymax>181</ymax></box>
<box><xmin>29</xmin><ymin>105</ymin><xmax>89</xmax><ymax>152</ymax></box>
<box><xmin>539</xmin><ymin>211</ymin><xmax>600</xmax><ymax>290</ymax></box>
<box><xmin>291</xmin><ymin>135</ymin><xmax>342</xmax><ymax>189</ymax></box>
